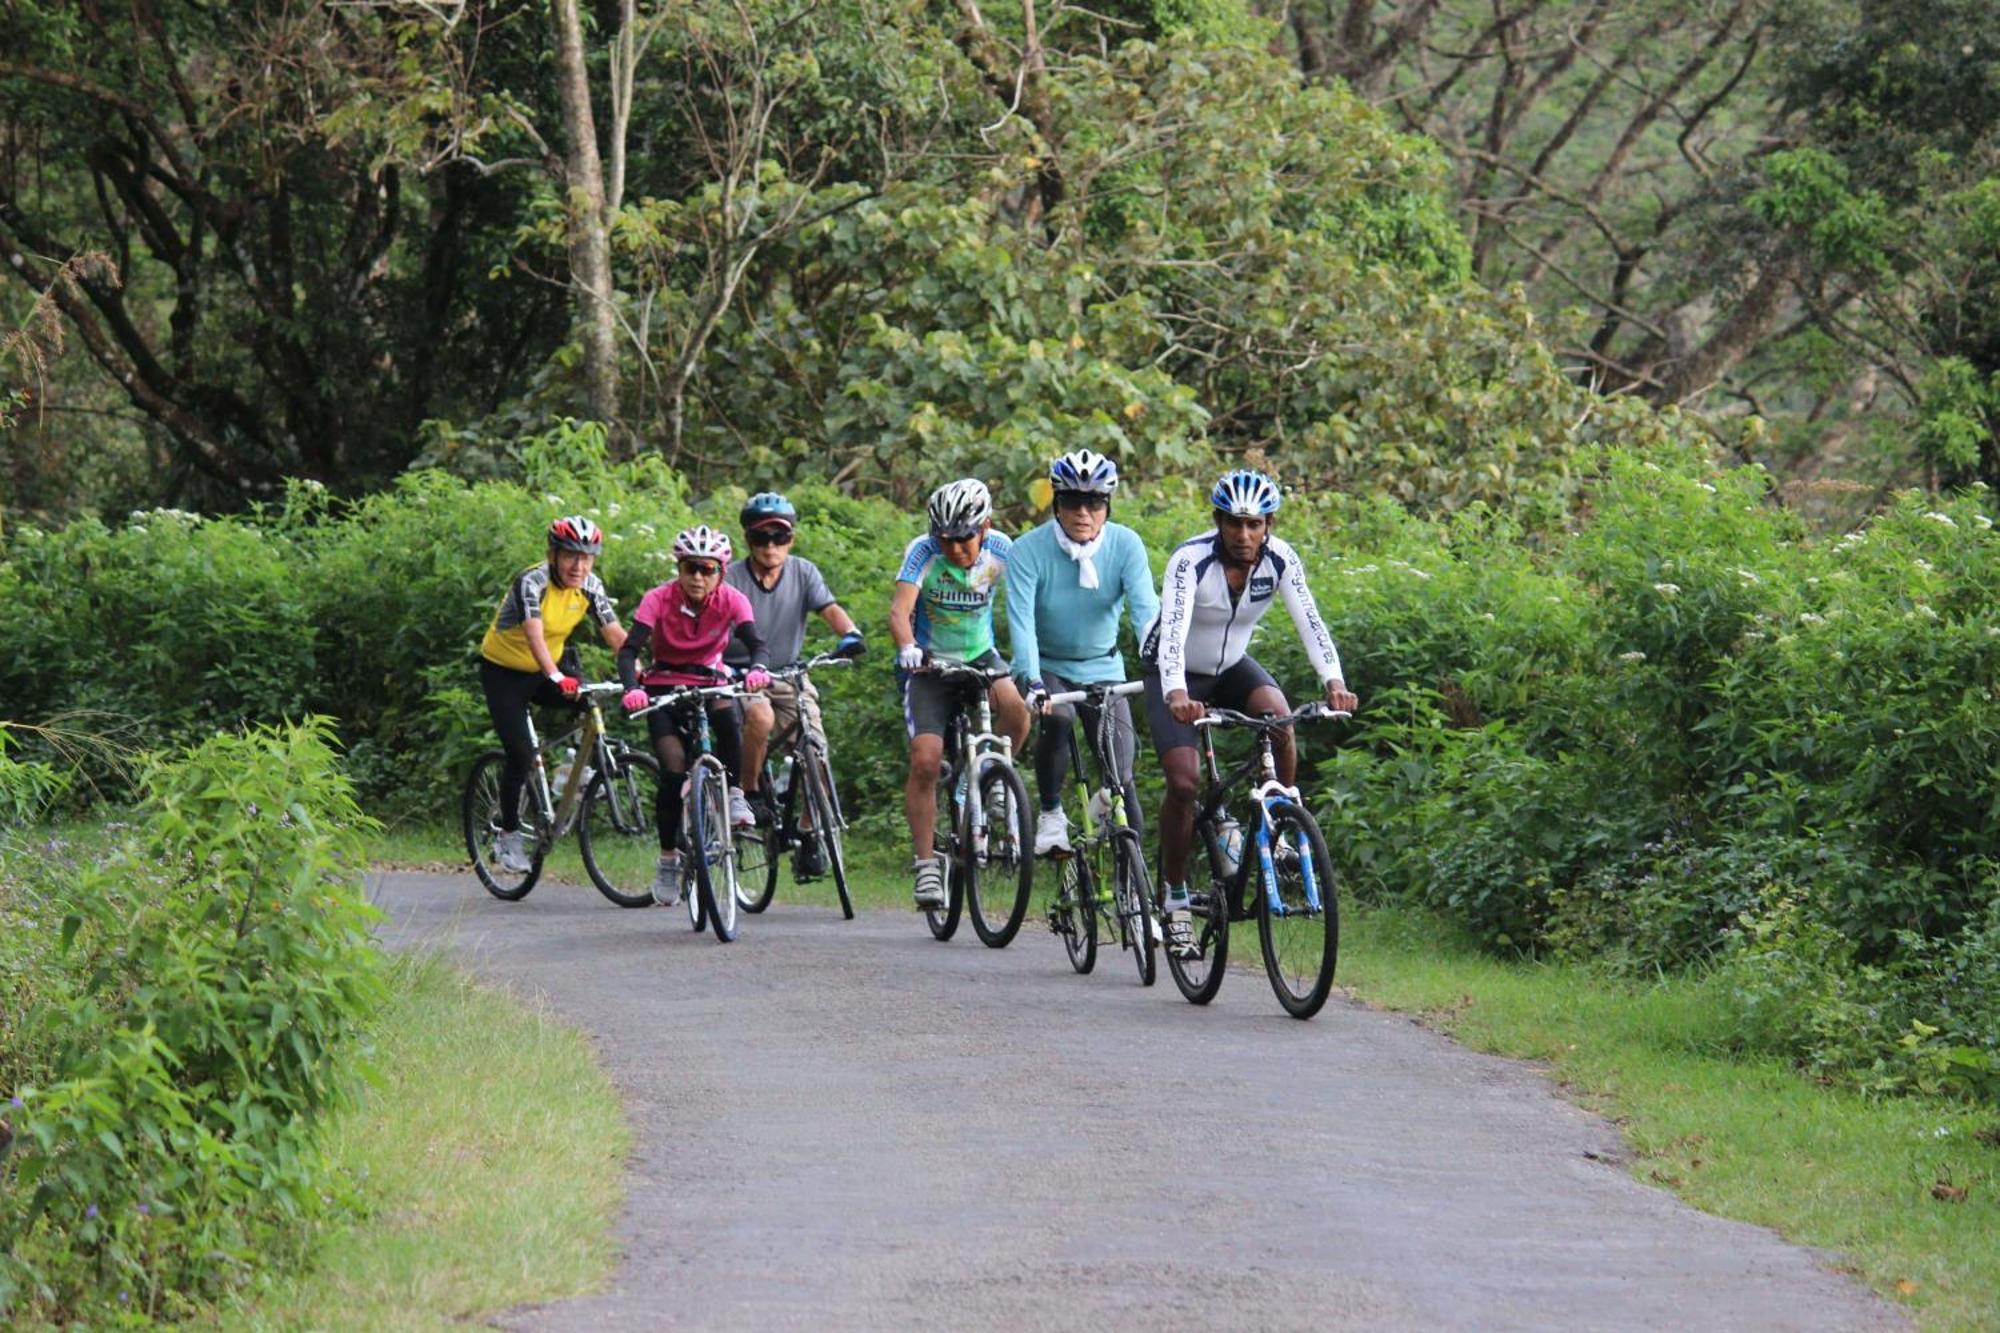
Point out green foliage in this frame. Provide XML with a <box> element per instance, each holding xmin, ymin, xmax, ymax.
<box><xmin>0</xmin><ymin>720</ymin><xmax>384</xmax><ymax>1322</ymax></box>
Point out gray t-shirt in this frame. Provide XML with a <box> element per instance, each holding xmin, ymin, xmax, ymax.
<box><xmin>724</xmin><ymin>555</ymin><xmax>837</xmax><ymax>668</ymax></box>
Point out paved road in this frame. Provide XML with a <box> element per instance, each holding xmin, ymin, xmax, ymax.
<box><xmin>371</xmin><ymin>871</ymin><xmax>1901</xmax><ymax>1332</ymax></box>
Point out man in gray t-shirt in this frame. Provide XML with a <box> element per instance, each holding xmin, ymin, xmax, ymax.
<box><xmin>727</xmin><ymin>493</ymin><xmax>864</xmax><ymax>828</ymax></box>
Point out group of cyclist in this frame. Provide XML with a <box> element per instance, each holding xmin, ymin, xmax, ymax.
<box><xmin>476</xmin><ymin>451</ymin><xmax>1357</xmax><ymax>957</ymax></box>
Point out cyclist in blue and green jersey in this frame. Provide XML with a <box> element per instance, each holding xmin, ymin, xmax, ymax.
<box><xmin>890</xmin><ymin>478</ymin><xmax>1030</xmax><ymax>908</ymax></box>
<box><xmin>1005</xmin><ymin>449</ymin><xmax>1158</xmax><ymax>856</ymax></box>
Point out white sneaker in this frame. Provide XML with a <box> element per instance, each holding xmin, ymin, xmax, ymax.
<box><xmin>912</xmin><ymin>856</ymin><xmax>946</xmax><ymax>908</ymax></box>
<box><xmin>651</xmin><ymin>854</ymin><xmax>684</xmax><ymax>907</ymax></box>
<box><xmin>496</xmin><ymin>829</ymin><xmax>533</xmax><ymax>874</ymax></box>
<box><xmin>1162</xmin><ymin>884</ymin><xmax>1197</xmax><ymax>959</ymax></box>
<box><xmin>1034</xmin><ymin>807</ymin><xmax>1072</xmax><ymax>855</ymax></box>
<box><xmin>728</xmin><ymin>786</ymin><xmax>756</xmax><ymax>828</ymax></box>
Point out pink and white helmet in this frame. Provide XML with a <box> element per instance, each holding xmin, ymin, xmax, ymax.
<box><xmin>672</xmin><ymin>523</ymin><xmax>733</xmax><ymax>563</ymax></box>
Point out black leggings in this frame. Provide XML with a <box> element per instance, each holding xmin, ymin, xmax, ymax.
<box><xmin>480</xmin><ymin>659</ymin><xmax>573</xmax><ymax>832</ymax></box>
<box><xmin>649</xmin><ymin>698</ymin><xmax>745</xmax><ymax>852</ymax></box>
<box><xmin>1033</xmin><ymin>671</ymin><xmax>1143</xmax><ymax>835</ymax></box>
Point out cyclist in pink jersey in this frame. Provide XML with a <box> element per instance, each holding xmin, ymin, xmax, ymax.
<box><xmin>618</xmin><ymin>525</ymin><xmax>772</xmax><ymax>906</ymax></box>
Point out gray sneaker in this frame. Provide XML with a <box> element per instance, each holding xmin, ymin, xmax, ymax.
<box><xmin>651</xmin><ymin>853</ymin><xmax>684</xmax><ymax>907</ymax></box>
<box><xmin>496</xmin><ymin>829</ymin><xmax>533</xmax><ymax>874</ymax></box>
<box><xmin>728</xmin><ymin>786</ymin><xmax>757</xmax><ymax>828</ymax></box>
<box><xmin>912</xmin><ymin>856</ymin><xmax>946</xmax><ymax>909</ymax></box>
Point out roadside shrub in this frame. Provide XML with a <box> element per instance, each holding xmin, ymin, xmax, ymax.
<box><xmin>0</xmin><ymin>720</ymin><xmax>383</xmax><ymax>1322</ymax></box>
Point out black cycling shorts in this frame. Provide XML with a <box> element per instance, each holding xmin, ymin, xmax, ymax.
<box><xmin>1141</xmin><ymin>655</ymin><xmax>1278</xmax><ymax>753</ymax></box>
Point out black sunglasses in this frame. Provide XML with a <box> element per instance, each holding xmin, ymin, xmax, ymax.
<box><xmin>1055</xmin><ymin>492</ymin><xmax>1109</xmax><ymax>512</ymax></box>
<box><xmin>678</xmin><ymin>560</ymin><xmax>722</xmax><ymax>577</ymax></box>
<box><xmin>746</xmin><ymin>528</ymin><xmax>794</xmax><ymax>547</ymax></box>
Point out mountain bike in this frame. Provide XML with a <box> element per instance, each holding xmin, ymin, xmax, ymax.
<box><xmin>463</xmin><ymin>681</ymin><xmax>660</xmax><ymax>908</ymax></box>
<box><xmin>734</xmin><ymin>648</ymin><xmax>859</xmax><ymax>919</ymax></box>
<box><xmin>1042</xmin><ymin>679</ymin><xmax>1157</xmax><ymax>985</ymax></box>
<box><xmin>629</xmin><ymin>678</ymin><xmax>752</xmax><ymax>943</ymax></box>
<box><xmin>1167</xmin><ymin>701</ymin><xmax>1346</xmax><ymax>1019</ymax></box>
<box><xmin>917</xmin><ymin>660</ymin><xmax>1033</xmax><ymax>947</ymax></box>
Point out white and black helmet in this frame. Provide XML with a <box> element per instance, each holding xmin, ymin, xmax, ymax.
<box><xmin>1049</xmin><ymin>448</ymin><xmax>1119</xmax><ymax>497</ymax></box>
<box><xmin>1210</xmin><ymin>468</ymin><xmax>1282</xmax><ymax>517</ymax></box>
<box><xmin>548</xmin><ymin>514</ymin><xmax>604</xmax><ymax>554</ymax></box>
<box><xmin>927</xmin><ymin>478</ymin><xmax>993</xmax><ymax>539</ymax></box>
<box><xmin>672</xmin><ymin>523</ymin><xmax>733</xmax><ymax>563</ymax></box>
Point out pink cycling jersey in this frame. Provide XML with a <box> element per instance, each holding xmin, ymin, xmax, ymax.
<box><xmin>631</xmin><ymin>581</ymin><xmax>756</xmax><ymax>687</ymax></box>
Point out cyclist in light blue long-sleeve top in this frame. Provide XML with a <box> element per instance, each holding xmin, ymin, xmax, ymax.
<box><xmin>1005</xmin><ymin>449</ymin><xmax>1160</xmax><ymax>856</ymax></box>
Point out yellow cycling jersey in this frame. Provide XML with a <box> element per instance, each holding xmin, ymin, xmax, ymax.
<box><xmin>480</xmin><ymin>563</ymin><xmax>619</xmax><ymax>673</ymax></box>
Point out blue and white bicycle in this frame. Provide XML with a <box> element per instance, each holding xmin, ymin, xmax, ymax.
<box><xmin>1169</xmin><ymin>701</ymin><xmax>1346</xmax><ymax>1019</ymax></box>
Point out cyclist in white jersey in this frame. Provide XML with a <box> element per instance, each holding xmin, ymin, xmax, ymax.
<box><xmin>1140</xmin><ymin>469</ymin><xmax>1359</xmax><ymax>955</ymax></box>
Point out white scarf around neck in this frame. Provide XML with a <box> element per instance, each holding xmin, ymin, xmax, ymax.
<box><xmin>1054</xmin><ymin>525</ymin><xmax>1104</xmax><ymax>590</ymax></box>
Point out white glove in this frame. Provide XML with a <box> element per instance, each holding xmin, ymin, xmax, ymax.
<box><xmin>897</xmin><ymin>642</ymin><xmax>925</xmax><ymax>672</ymax></box>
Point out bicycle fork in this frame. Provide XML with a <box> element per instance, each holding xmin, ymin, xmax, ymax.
<box><xmin>1252</xmin><ymin>786</ymin><xmax>1323</xmax><ymax>917</ymax></box>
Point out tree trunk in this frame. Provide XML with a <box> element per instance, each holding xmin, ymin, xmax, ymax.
<box><xmin>551</xmin><ymin>0</ymin><xmax>623</xmax><ymax>446</ymax></box>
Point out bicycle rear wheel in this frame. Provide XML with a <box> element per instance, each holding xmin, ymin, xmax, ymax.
<box><xmin>925</xmin><ymin>768</ymin><xmax>963</xmax><ymax>941</ymax></box>
<box><xmin>1166</xmin><ymin>820</ymin><xmax>1231</xmax><ymax>1004</ymax></box>
<box><xmin>1051</xmin><ymin>852</ymin><xmax>1096</xmax><ymax>974</ymax></box>
<box><xmin>1257</xmin><ymin>800</ymin><xmax>1338</xmax><ymax>1019</ymax></box>
<box><xmin>966</xmin><ymin>761</ymin><xmax>1033</xmax><ymax>948</ymax></box>
<box><xmin>464</xmin><ymin>751</ymin><xmax>544</xmax><ymax>901</ymax></box>
<box><xmin>1111</xmin><ymin>828</ymin><xmax>1157</xmax><ymax>987</ymax></box>
<box><xmin>578</xmin><ymin>752</ymin><xmax>661</xmax><ymax>908</ymax></box>
<box><xmin>802</xmin><ymin>746</ymin><xmax>854</xmax><ymax>919</ymax></box>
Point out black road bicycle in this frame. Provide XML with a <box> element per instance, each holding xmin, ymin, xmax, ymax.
<box><xmin>733</xmin><ymin>647</ymin><xmax>859</xmax><ymax>919</ymax></box>
<box><xmin>1042</xmin><ymin>679</ymin><xmax>1157</xmax><ymax>985</ymax></box>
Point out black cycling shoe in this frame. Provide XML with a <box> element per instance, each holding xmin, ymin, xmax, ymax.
<box><xmin>793</xmin><ymin>838</ymin><xmax>827</xmax><ymax>881</ymax></box>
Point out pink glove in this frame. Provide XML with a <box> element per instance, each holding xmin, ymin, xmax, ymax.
<box><xmin>621</xmin><ymin>687</ymin><xmax>650</xmax><ymax>713</ymax></box>
<box><xmin>557</xmin><ymin>674</ymin><xmax>581</xmax><ymax>699</ymax></box>
<box><xmin>743</xmin><ymin>668</ymin><xmax>772</xmax><ymax>691</ymax></box>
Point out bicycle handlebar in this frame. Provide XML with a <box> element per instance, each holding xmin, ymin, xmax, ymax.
<box><xmin>771</xmin><ymin>652</ymin><xmax>857</xmax><ymax>682</ymax></box>
<box><xmin>1193</xmin><ymin>700</ymin><xmax>1350</xmax><ymax>731</ymax></box>
<box><xmin>913</xmin><ymin>661</ymin><xmax>1011</xmax><ymax>685</ymax></box>
<box><xmin>626</xmin><ymin>681</ymin><xmax>750</xmax><ymax>719</ymax></box>
<box><xmin>1044</xmin><ymin>679</ymin><xmax>1146</xmax><ymax>707</ymax></box>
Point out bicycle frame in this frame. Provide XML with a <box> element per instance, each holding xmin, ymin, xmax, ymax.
<box><xmin>1052</xmin><ymin>680</ymin><xmax>1145</xmax><ymax>847</ymax></box>
<box><xmin>520</xmin><ymin>682</ymin><xmax>646</xmax><ymax>841</ymax></box>
<box><xmin>1192</xmin><ymin>711</ymin><xmax>1331</xmax><ymax>919</ymax></box>
<box><xmin>926</xmin><ymin>663</ymin><xmax>1016</xmax><ymax>799</ymax></box>
<box><xmin>761</xmin><ymin>653</ymin><xmax>853</xmax><ymax>847</ymax></box>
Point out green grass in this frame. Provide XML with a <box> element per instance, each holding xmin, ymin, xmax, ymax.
<box><xmin>229</xmin><ymin>954</ymin><xmax>627</xmax><ymax>1331</ymax></box>
<box><xmin>1335</xmin><ymin>905</ymin><xmax>2000</xmax><ymax>1331</ymax></box>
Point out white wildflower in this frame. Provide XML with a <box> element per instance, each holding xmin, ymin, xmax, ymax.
<box><xmin>1699</xmin><ymin>482</ymin><xmax>1717</xmax><ymax>493</ymax></box>
<box><xmin>1977</xmin><ymin>514</ymin><xmax>1994</xmax><ymax>530</ymax></box>
<box><xmin>1407</xmin><ymin>567</ymin><xmax>1433</xmax><ymax>580</ymax></box>
<box><xmin>1737</xmin><ymin>568</ymin><xmax>1760</xmax><ymax>584</ymax></box>
<box><xmin>1618</xmin><ymin>651</ymin><xmax>1647</xmax><ymax>663</ymax></box>
<box><xmin>1915</xmin><ymin>558</ymin><xmax>1934</xmax><ymax>573</ymax></box>
<box><xmin>544</xmin><ymin>493</ymin><xmax>565</xmax><ymax>506</ymax></box>
<box><xmin>1799</xmin><ymin>613</ymin><xmax>1825</xmax><ymax>627</ymax></box>
<box><xmin>1653</xmin><ymin>582</ymin><xmax>1680</xmax><ymax>596</ymax></box>
<box><xmin>1926</xmin><ymin>511</ymin><xmax>1957</xmax><ymax>528</ymax></box>
<box><xmin>1917</xmin><ymin>603</ymin><xmax>1938</xmax><ymax>619</ymax></box>
<box><xmin>606</xmin><ymin>501</ymin><xmax>622</xmax><ymax>517</ymax></box>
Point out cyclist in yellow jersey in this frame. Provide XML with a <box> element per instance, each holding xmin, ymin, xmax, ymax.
<box><xmin>479</xmin><ymin>516</ymin><xmax>629</xmax><ymax>873</ymax></box>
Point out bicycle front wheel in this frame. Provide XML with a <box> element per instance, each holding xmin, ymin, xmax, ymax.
<box><xmin>735</xmin><ymin>822</ymin><xmax>775</xmax><ymax>914</ymax></box>
<box><xmin>464</xmin><ymin>751</ymin><xmax>544</xmax><ymax>901</ymax></box>
<box><xmin>689</xmin><ymin>764</ymin><xmax>739</xmax><ymax>942</ymax></box>
<box><xmin>1257</xmin><ymin>800</ymin><xmax>1338</xmax><ymax>1019</ymax></box>
<box><xmin>802</xmin><ymin>747</ymin><xmax>854</xmax><ymax>920</ymax></box>
<box><xmin>966</xmin><ymin>761</ymin><xmax>1033</xmax><ymax>948</ymax></box>
<box><xmin>578</xmin><ymin>752</ymin><xmax>661</xmax><ymax>908</ymax></box>
<box><xmin>1052</xmin><ymin>851</ymin><xmax>1096</xmax><ymax>974</ymax></box>
<box><xmin>1112</xmin><ymin>827</ymin><xmax>1157</xmax><ymax>987</ymax></box>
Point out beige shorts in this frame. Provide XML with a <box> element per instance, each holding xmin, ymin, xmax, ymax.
<box><xmin>755</xmin><ymin>675</ymin><xmax>824</xmax><ymax>752</ymax></box>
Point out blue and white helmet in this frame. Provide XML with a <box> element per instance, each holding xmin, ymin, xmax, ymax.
<box><xmin>1049</xmin><ymin>448</ymin><xmax>1119</xmax><ymax>497</ymax></box>
<box><xmin>928</xmin><ymin>478</ymin><xmax>993</xmax><ymax>539</ymax></box>
<box><xmin>1210</xmin><ymin>469</ymin><xmax>1282</xmax><ymax>517</ymax></box>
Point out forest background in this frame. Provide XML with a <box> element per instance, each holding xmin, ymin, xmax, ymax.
<box><xmin>2</xmin><ymin>0</ymin><xmax>1999</xmax><ymax>1318</ymax></box>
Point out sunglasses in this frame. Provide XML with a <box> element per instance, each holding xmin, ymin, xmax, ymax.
<box><xmin>746</xmin><ymin>528</ymin><xmax>794</xmax><ymax>547</ymax></box>
<box><xmin>1055</xmin><ymin>492</ymin><xmax>1109</xmax><ymax>512</ymax></box>
<box><xmin>678</xmin><ymin>560</ymin><xmax>722</xmax><ymax>577</ymax></box>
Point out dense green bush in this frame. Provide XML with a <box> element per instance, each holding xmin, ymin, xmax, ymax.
<box><xmin>0</xmin><ymin>720</ymin><xmax>383</xmax><ymax>1321</ymax></box>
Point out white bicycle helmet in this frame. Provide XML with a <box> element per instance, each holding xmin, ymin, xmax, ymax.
<box><xmin>1049</xmin><ymin>448</ymin><xmax>1119</xmax><ymax>496</ymax></box>
<box><xmin>672</xmin><ymin>523</ymin><xmax>733</xmax><ymax>563</ymax></box>
<box><xmin>1210</xmin><ymin>469</ymin><xmax>1282</xmax><ymax>517</ymax></box>
<box><xmin>548</xmin><ymin>514</ymin><xmax>604</xmax><ymax>554</ymax></box>
<box><xmin>927</xmin><ymin>478</ymin><xmax>993</xmax><ymax>539</ymax></box>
